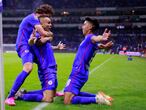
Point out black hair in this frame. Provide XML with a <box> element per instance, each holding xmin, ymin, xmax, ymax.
<box><xmin>85</xmin><ymin>17</ymin><xmax>99</xmax><ymax>33</ymax></box>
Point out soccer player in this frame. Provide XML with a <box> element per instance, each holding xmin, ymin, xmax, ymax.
<box><xmin>14</xmin><ymin>16</ymin><xmax>65</xmax><ymax>103</ymax></box>
<box><xmin>5</xmin><ymin>4</ymin><xmax>55</xmax><ymax>106</ymax></box>
<box><xmin>64</xmin><ymin>17</ymin><xmax>113</xmax><ymax>105</ymax></box>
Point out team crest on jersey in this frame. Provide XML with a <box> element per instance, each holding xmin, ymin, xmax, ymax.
<box><xmin>48</xmin><ymin>80</ymin><xmax>53</xmax><ymax>85</ymax></box>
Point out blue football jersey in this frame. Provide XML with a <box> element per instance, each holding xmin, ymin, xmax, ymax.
<box><xmin>64</xmin><ymin>34</ymin><xmax>99</xmax><ymax>94</ymax></box>
<box><xmin>16</xmin><ymin>13</ymin><xmax>40</xmax><ymax>51</ymax></box>
<box><xmin>73</xmin><ymin>34</ymin><xmax>98</xmax><ymax>71</ymax></box>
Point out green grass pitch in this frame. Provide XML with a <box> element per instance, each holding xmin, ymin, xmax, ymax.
<box><xmin>3</xmin><ymin>53</ymin><xmax>146</xmax><ymax>110</ymax></box>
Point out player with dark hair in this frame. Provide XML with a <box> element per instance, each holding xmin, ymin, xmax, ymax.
<box><xmin>64</xmin><ymin>17</ymin><xmax>113</xmax><ymax>105</ymax></box>
<box><xmin>5</xmin><ymin>4</ymin><xmax>55</xmax><ymax>106</ymax></box>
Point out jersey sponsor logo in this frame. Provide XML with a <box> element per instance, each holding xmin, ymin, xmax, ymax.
<box><xmin>48</xmin><ymin>80</ymin><xmax>53</xmax><ymax>85</ymax></box>
<box><xmin>66</xmin><ymin>79</ymin><xmax>71</xmax><ymax>87</ymax></box>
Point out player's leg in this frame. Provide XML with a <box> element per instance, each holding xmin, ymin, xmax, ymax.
<box><xmin>64</xmin><ymin>92</ymin><xmax>75</xmax><ymax>104</ymax></box>
<box><xmin>5</xmin><ymin>48</ymin><xmax>34</xmax><ymax>106</ymax></box>
<box><xmin>64</xmin><ymin>81</ymin><xmax>96</xmax><ymax>104</ymax></box>
<box><xmin>79</xmin><ymin>91</ymin><xmax>113</xmax><ymax>101</ymax></box>
<box><xmin>16</xmin><ymin>88</ymin><xmax>63</xmax><ymax>99</ymax></box>
<box><xmin>64</xmin><ymin>91</ymin><xmax>111</xmax><ymax>105</ymax></box>
<box><xmin>14</xmin><ymin>89</ymin><xmax>111</xmax><ymax>105</ymax></box>
<box><xmin>7</xmin><ymin>53</ymin><xmax>33</xmax><ymax>98</ymax></box>
<box><xmin>71</xmin><ymin>92</ymin><xmax>111</xmax><ymax>105</ymax></box>
<box><xmin>15</xmin><ymin>88</ymin><xmax>43</xmax><ymax>95</ymax></box>
<box><xmin>64</xmin><ymin>76</ymin><xmax>111</xmax><ymax>105</ymax></box>
<box><xmin>14</xmin><ymin>88</ymin><xmax>43</xmax><ymax>102</ymax></box>
<box><xmin>63</xmin><ymin>68</ymin><xmax>87</xmax><ymax>104</ymax></box>
<box><xmin>63</xmin><ymin>76</ymin><xmax>87</xmax><ymax>104</ymax></box>
<box><xmin>16</xmin><ymin>93</ymin><xmax>43</xmax><ymax>102</ymax></box>
<box><xmin>38</xmin><ymin>66</ymin><xmax>58</xmax><ymax>103</ymax></box>
<box><xmin>14</xmin><ymin>89</ymin><xmax>54</xmax><ymax>102</ymax></box>
<box><xmin>17</xmin><ymin>90</ymin><xmax>96</xmax><ymax>104</ymax></box>
<box><xmin>14</xmin><ymin>69</ymin><xmax>58</xmax><ymax>103</ymax></box>
<box><xmin>42</xmin><ymin>90</ymin><xmax>56</xmax><ymax>102</ymax></box>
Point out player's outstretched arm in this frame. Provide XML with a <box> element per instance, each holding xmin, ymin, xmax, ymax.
<box><xmin>29</xmin><ymin>36</ymin><xmax>53</xmax><ymax>46</ymax></box>
<box><xmin>91</xmin><ymin>28</ymin><xmax>111</xmax><ymax>43</ymax></box>
<box><xmin>52</xmin><ymin>41</ymin><xmax>66</xmax><ymax>50</ymax></box>
<box><xmin>98</xmin><ymin>41</ymin><xmax>113</xmax><ymax>49</ymax></box>
<box><xmin>28</xmin><ymin>35</ymin><xmax>53</xmax><ymax>46</ymax></box>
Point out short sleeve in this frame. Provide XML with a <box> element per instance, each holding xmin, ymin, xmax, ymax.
<box><xmin>85</xmin><ymin>34</ymin><xmax>94</xmax><ymax>42</ymax></box>
<box><xmin>90</xmin><ymin>35</ymin><xmax>99</xmax><ymax>49</ymax></box>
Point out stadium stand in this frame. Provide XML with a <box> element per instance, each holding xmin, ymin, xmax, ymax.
<box><xmin>2</xmin><ymin>0</ymin><xmax>146</xmax><ymax>54</ymax></box>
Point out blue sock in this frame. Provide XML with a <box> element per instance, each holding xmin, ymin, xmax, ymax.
<box><xmin>8</xmin><ymin>71</ymin><xmax>29</xmax><ymax>98</ymax></box>
<box><xmin>26</xmin><ymin>90</ymin><xmax>43</xmax><ymax>95</ymax></box>
<box><xmin>71</xmin><ymin>96</ymin><xmax>96</xmax><ymax>104</ymax></box>
<box><xmin>79</xmin><ymin>92</ymin><xmax>96</xmax><ymax>97</ymax></box>
<box><xmin>21</xmin><ymin>94</ymin><xmax>43</xmax><ymax>102</ymax></box>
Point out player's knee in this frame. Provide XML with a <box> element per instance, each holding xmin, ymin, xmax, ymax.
<box><xmin>64</xmin><ymin>94</ymin><xmax>72</xmax><ymax>105</ymax></box>
<box><xmin>46</xmin><ymin>98</ymin><xmax>53</xmax><ymax>103</ymax></box>
<box><xmin>64</xmin><ymin>100</ymin><xmax>69</xmax><ymax>105</ymax></box>
<box><xmin>23</xmin><ymin>63</ymin><xmax>33</xmax><ymax>73</ymax></box>
<box><xmin>42</xmin><ymin>96</ymin><xmax>54</xmax><ymax>103</ymax></box>
<box><xmin>64</xmin><ymin>98</ymin><xmax>72</xmax><ymax>105</ymax></box>
<box><xmin>42</xmin><ymin>90</ymin><xmax>56</xmax><ymax>103</ymax></box>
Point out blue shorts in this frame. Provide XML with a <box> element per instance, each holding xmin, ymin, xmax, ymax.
<box><xmin>38</xmin><ymin>66</ymin><xmax>58</xmax><ymax>91</ymax></box>
<box><xmin>17</xmin><ymin>45</ymin><xmax>34</xmax><ymax>65</ymax></box>
<box><xmin>64</xmin><ymin>67</ymin><xmax>88</xmax><ymax>95</ymax></box>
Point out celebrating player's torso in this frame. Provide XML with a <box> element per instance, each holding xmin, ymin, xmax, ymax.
<box><xmin>73</xmin><ymin>34</ymin><xmax>98</xmax><ymax>71</ymax></box>
<box><xmin>32</xmin><ymin>32</ymin><xmax>57</xmax><ymax>69</ymax></box>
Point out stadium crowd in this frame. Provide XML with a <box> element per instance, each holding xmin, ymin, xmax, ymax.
<box><xmin>3</xmin><ymin>0</ymin><xmax>146</xmax><ymax>9</ymax></box>
<box><xmin>2</xmin><ymin>0</ymin><xmax>146</xmax><ymax>55</ymax></box>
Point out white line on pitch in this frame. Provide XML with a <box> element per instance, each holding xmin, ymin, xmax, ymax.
<box><xmin>33</xmin><ymin>103</ymin><xmax>49</xmax><ymax>110</ymax></box>
<box><xmin>90</xmin><ymin>56</ymin><xmax>114</xmax><ymax>74</ymax></box>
